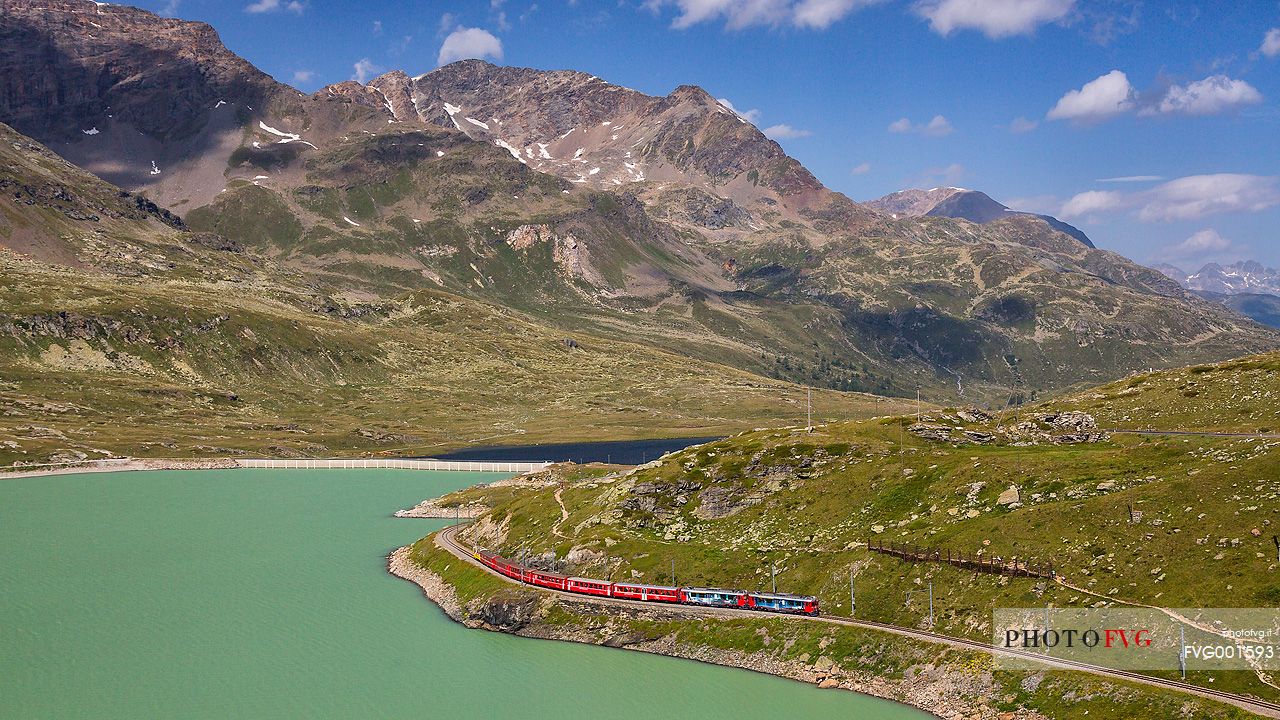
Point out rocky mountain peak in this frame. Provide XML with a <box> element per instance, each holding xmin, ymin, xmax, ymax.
<box><xmin>1168</xmin><ymin>260</ymin><xmax>1280</xmax><ymax>296</ymax></box>
<box><xmin>865</xmin><ymin>187</ymin><xmax>965</xmax><ymax>217</ymax></box>
<box><xmin>666</xmin><ymin>84</ymin><xmax>718</xmax><ymax>104</ymax></box>
<box><xmin>315</xmin><ymin>60</ymin><xmax>831</xmax><ymax>213</ymax></box>
<box><xmin>867</xmin><ymin>186</ymin><xmax>1094</xmax><ymax>248</ymax></box>
<box><xmin>0</xmin><ymin>0</ymin><xmax>283</xmax><ymax>143</ymax></box>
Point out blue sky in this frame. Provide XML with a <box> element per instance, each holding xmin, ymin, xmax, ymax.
<box><xmin>133</xmin><ymin>0</ymin><xmax>1280</xmax><ymax>270</ymax></box>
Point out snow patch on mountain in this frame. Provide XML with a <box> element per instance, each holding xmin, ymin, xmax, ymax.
<box><xmin>1167</xmin><ymin>261</ymin><xmax>1280</xmax><ymax>297</ymax></box>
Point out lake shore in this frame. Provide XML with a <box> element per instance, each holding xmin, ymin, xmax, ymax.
<box><xmin>387</xmin><ymin>539</ymin><xmax>1024</xmax><ymax>720</ymax></box>
<box><xmin>0</xmin><ymin>457</ymin><xmax>239</xmax><ymax>480</ymax></box>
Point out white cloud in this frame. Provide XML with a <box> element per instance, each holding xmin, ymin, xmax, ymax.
<box><xmin>1097</xmin><ymin>175</ymin><xmax>1163</xmax><ymax>183</ymax></box>
<box><xmin>1051</xmin><ymin>71</ymin><xmax>1262</xmax><ymax>123</ymax></box>
<box><xmin>160</xmin><ymin>0</ymin><xmax>180</xmax><ymax>16</ymax></box>
<box><xmin>1060</xmin><ymin>174</ymin><xmax>1280</xmax><ymax>222</ymax></box>
<box><xmin>718</xmin><ymin>100</ymin><xmax>808</xmax><ymax>139</ymax></box>
<box><xmin>887</xmin><ymin>115</ymin><xmax>953</xmax><ymax>136</ymax></box>
<box><xmin>291</xmin><ymin>70</ymin><xmax>315</xmax><ymax>84</ymax></box>
<box><xmin>717</xmin><ymin>98</ymin><xmax>761</xmax><ymax>124</ymax></box>
<box><xmin>437</xmin><ymin>27</ymin><xmax>504</xmax><ymax>66</ymax></box>
<box><xmin>914</xmin><ymin>0</ymin><xmax>1074</xmax><ymax>39</ymax></box>
<box><xmin>764</xmin><ymin>124</ymin><xmax>812</xmax><ymax>139</ymax></box>
<box><xmin>372</xmin><ymin>20</ymin><xmax>383</xmax><ymax>35</ymax></box>
<box><xmin>1047</xmin><ymin>70</ymin><xmax>1134</xmax><ymax>122</ymax></box>
<box><xmin>1060</xmin><ymin>190</ymin><xmax>1125</xmax><ymax>218</ymax></box>
<box><xmin>793</xmin><ymin>0</ymin><xmax>878</xmax><ymax>29</ymax></box>
<box><xmin>851</xmin><ymin>162</ymin><xmax>872</xmax><ymax>175</ymax></box>
<box><xmin>244</xmin><ymin>0</ymin><xmax>304</xmax><ymax>14</ymax></box>
<box><xmin>1144</xmin><ymin>75</ymin><xmax>1262</xmax><ymax>116</ymax></box>
<box><xmin>1261</xmin><ymin>28</ymin><xmax>1280</xmax><ymax>58</ymax></box>
<box><xmin>643</xmin><ymin>0</ymin><xmax>878</xmax><ymax>30</ymax></box>
<box><xmin>1165</xmin><ymin>229</ymin><xmax>1232</xmax><ymax>261</ymax></box>
<box><xmin>1137</xmin><ymin>174</ymin><xmax>1280</xmax><ymax>222</ymax></box>
<box><xmin>352</xmin><ymin>58</ymin><xmax>382</xmax><ymax>83</ymax></box>
<box><xmin>1009</xmin><ymin>116</ymin><xmax>1038</xmax><ymax>133</ymax></box>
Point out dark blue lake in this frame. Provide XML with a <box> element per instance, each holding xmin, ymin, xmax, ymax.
<box><xmin>425</xmin><ymin>436</ymin><xmax>722</xmax><ymax>465</ymax></box>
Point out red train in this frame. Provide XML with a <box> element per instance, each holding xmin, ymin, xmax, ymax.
<box><xmin>473</xmin><ymin>549</ymin><xmax>819</xmax><ymax>616</ymax></box>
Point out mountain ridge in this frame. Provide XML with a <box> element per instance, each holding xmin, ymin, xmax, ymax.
<box><xmin>1156</xmin><ymin>259</ymin><xmax>1280</xmax><ymax>296</ymax></box>
<box><xmin>1</xmin><ymin>0</ymin><xmax>1276</xmax><ymax>403</ymax></box>
<box><xmin>866</xmin><ymin>187</ymin><xmax>1095</xmax><ymax>248</ymax></box>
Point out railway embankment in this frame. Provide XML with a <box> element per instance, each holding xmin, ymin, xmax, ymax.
<box><xmin>390</xmin><ymin>536</ymin><xmax>1032</xmax><ymax>720</ymax></box>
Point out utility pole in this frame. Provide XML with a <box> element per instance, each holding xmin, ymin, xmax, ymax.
<box><xmin>928</xmin><ymin>581</ymin><xmax>934</xmax><ymax>628</ymax></box>
<box><xmin>849</xmin><ymin>567</ymin><xmax>856</xmax><ymax>617</ymax></box>
<box><xmin>1180</xmin><ymin>625</ymin><xmax>1187</xmax><ymax>680</ymax></box>
<box><xmin>807</xmin><ymin>387</ymin><xmax>812</xmax><ymax>432</ymax></box>
<box><xmin>916</xmin><ymin>384</ymin><xmax>921</xmax><ymax>423</ymax></box>
<box><xmin>671</xmin><ymin>558</ymin><xmax>676</xmax><ymax>587</ymax></box>
<box><xmin>1044</xmin><ymin>604</ymin><xmax>1051</xmax><ymax>653</ymax></box>
<box><xmin>1273</xmin><ymin>536</ymin><xmax>1279</xmax><ymax>564</ymax></box>
<box><xmin>771</xmin><ymin>562</ymin><xmax>777</xmax><ymax>594</ymax></box>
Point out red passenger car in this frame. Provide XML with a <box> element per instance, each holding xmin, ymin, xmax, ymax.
<box><xmin>475</xmin><ymin>551</ymin><xmax>523</xmax><ymax>581</ymax></box>
<box><xmin>527</xmin><ymin>569</ymin><xmax>569</xmax><ymax>591</ymax></box>
<box><xmin>611</xmin><ymin>583</ymin><xmax>680</xmax><ymax>603</ymax></box>
<box><xmin>565</xmin><ymin>577</ymin><xmax>612</xmax><ymax>596</ymax></box>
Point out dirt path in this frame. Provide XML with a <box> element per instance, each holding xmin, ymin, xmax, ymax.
<box><xmin>551</xmin><ymin>486</ymin><xmax>570</xmax><ymax>538</ymax></box>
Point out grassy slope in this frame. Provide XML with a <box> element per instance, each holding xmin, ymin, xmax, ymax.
<box><xmin>0</xmin><ymin>251</ymin><xmax>915</xmax><ymax>466</ymax></box>
<box><xmin>433</xmin><ymin>352</ymin><xmax>1280</xmax><ymax>710</ymax></box>
<box><xmin>410</xmin><ymin>536</ymin><xmax>1259</xmax><ymax>720</ymax></box>
<box><xmin>1042</xmin><ymin>353</ymin><xmax>1280</xmax><ymax>433</ymax></box>
<box><xmin>183</xmin><ymin>122</ymin><xmax>1280</xmax><ymax>404</ymax></box>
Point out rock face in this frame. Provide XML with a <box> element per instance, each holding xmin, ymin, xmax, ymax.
<box><xmin>0</xmin><ymin>0</ymin><xmax>282</xmax><ymax>143</ymax></box>
<box><xmin>474</xmin><ymin>592</ymin><xmax>539</xmax><ymax>632</ymax></box>
<box><xmin>364</xmin><ymin>61</ymin><xmax>824</xmax><ymax>198</ymax></box>
<box><xmin>0</xmin><ymin>0</ymin><xmax>300</xmax><ymax>206</ymax></box>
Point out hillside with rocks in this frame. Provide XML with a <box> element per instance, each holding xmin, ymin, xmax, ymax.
<box><xmin>0</xmin><ymin>122</ymin><xmax>912</xmax><ymax>467</ymax></box>
<box><xmin>423</xmin><ymin>352</ymin><xmax>1280</xmax><ymax>712</ymax></box>
<box><xmin>1</xmin><ymin>0</ymin><xmax>1277</xmax><ymax>405</ymax></box>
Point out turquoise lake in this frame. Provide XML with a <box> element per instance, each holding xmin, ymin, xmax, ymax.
<box><xmin>0</xmin><ymin>468</ymin><xmax>926</xmax><ymax>718</ymax></box>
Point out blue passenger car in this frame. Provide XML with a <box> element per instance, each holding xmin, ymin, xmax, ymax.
<box><xmin>679</xmin><ymin>587</ymin><xmax>747</xmax><ymax>607</ymax></box>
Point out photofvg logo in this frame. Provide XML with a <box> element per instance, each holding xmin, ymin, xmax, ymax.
<box><xmin>1003</xmin><ymin>627</ymin><xmax>1153</xmax><ymax>650</ymax></box>
<box><xmin>992</xmin><ymin>608</ymin><xmax>1280</xmax><ymax>673</ymax></box>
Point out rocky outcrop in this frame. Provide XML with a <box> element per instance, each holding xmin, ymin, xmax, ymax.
<box><xmin>909</xmin><ymin>410</ymin><xmax>1108</xmax><ymax>446</ymax></box>
<box><xmin>504</xmin><ymin>224</ymin><xmax>603</xmax><ymax>286</ymax></box>
<box><xmin>395</xmin><ymin>500</ymin><xmax>488</xmax><ymax>519</ymax></box>
<box><xmin>473</xmin><ymin>592</ymin><xmax>539</xmax><ymax>632</ymax></box>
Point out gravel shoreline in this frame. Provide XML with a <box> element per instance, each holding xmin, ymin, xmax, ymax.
<box><xmin>0</xmin><ymin>457</ymin><xmax>239</xmax><ymax>480</ymax></box>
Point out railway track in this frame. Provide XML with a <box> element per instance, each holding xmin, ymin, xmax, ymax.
<box><xmin>434</xmin><ymin>524</ymin><xmax>1280</xmax><ymax>719</ymax></box>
